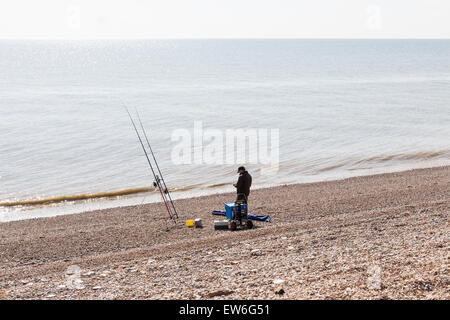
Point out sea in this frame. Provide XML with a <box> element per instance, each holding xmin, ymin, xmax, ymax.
<box><xmin>1</xmin><ymin>39</ymin><xmax>449</xmax><ymax>221</ymax></box>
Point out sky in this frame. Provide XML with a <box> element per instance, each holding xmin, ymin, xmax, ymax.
<box><xmin>0</xmin><ymin>0</ymin><xmax>449</xmax><ymax>39</ymax></box>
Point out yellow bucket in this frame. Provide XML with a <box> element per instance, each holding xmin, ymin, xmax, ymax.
<box><xmin>186</xmin><ymin>220</ymin><xmax>194</xmax><ymax>227</ymax></box>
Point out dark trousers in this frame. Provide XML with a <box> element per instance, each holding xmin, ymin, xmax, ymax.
<box><xmin>236</xmin><ymin>193</ymin><xmax>249</xmax><ymax>203</ymax></box>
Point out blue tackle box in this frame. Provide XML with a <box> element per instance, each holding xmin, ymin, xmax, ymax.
<box><xmin>225</xmin><ymin>202</ymin><xmax>247</xmax><ymax>220</ymax></box>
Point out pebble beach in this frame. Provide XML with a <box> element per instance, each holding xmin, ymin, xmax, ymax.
<box><xmin>0</xmin><ymin>166</ymin><xmax>448</xmax><ymax>300</ymax></box>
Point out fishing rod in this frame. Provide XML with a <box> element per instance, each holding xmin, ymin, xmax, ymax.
<box><xmin>124</xmin><ymin>106</ymin><xmax>176</xmax><ymax>223</ymax></box>
<box><xmin>134</xmin><ymin>108</ymin><xmax>179</xmax><ymax>219</ymax></box>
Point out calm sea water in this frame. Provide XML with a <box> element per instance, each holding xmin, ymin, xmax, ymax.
<box><xmin>1</xmin><ymin>39</ymin><xmax>449</xmax><ymax>221</ymax></box>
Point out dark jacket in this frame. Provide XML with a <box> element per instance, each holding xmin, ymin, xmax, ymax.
<box><xmin>235</xmin><ymin>171</ymin><xmax>252</xmax><ymax>197</ymax></box>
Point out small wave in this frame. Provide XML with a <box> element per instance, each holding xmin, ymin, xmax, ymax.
<box><xmin>315</xmin><ymin>163</ymin><xmax>347</xmax><ymax>173</ymax></box>
<box><xmin>0</xmin><ymin>187</ymin><xmax>155</xmax><ymax>207</ymax></box>
<box><xmin>169</xmin><ymin>184</ymin><xmax>202</xmax><ymax>192</ymax></box>
<box><xmin>348</xmin><ymin>167</ymin><xmax>373</xmax><ymax>171</ymax></box>
<box><xmin>205</xmin><ymin>182</ymin><xmax>232</xmax><ymax>189</ymax></box>
<box><xmin>314</xmin><ymin>150</ymin><xmax>449</xmax><ymax>174</ymax></box>
<box><xmin>397</xmin><ymin>151</ymin><xmax>449</xmax><ymax>161</ymax></box>
<box><xmin>354</xmin><ymin>150</ymin><xmax>449</xmax><ymax>165</ymax></box>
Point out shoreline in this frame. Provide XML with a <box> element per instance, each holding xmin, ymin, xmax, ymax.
<box><xmin>2</xmin><ymin>163</ymin><xmax>449</xmax><ymax>223</ymax></box>
<box><xmin>0</xmin><ymin>165</ymin><xmax>448</xmax><ymax>299</ymax></box>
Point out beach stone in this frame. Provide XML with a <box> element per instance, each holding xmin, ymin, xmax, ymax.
<box><xmin>206</xmin><ymin>289</ymin><xmax>234</xmax><ymax>298</ymax></box>
<box><xmin>93</xmin><ymin>286</ymin><xmax>102</xmax><ymax>290</ymax></box>
<box><xmin>46</xmin><ymin>294</ymin><xmax>56</xmax><ymax>298</ymax></box>
<box><xmin>274</xmin><ymin>287</ymin><xmax>285</xmax><ymax>295</ymax></box>
<box><xmin>273</xmin><ymin>279</ymin><xmax>285</xmax><ymax>285</ymax></box>
<box><xmin>66</xmin><ymin>269</ymin><xmax>76</xmax><ymax>275</ymax></box>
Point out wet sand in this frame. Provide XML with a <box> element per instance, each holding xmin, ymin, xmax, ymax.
<box><xmin>0</xmin><ymin>166</ymin><xmax>448</xmax><ymax>300</ymax></box>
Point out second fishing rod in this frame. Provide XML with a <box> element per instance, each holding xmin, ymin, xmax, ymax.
<box><xmin>125</xmin><ymin>106</ymin><xmax>177</xmax><ymax>223</ymax></box>
<box><xmin>134</xmin><ymin>108</ymin><xmax>179</xmax><ymax>219</ymax></box>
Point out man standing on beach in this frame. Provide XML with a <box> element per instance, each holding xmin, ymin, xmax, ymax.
<box><xmin>233</xmin><ymin>166</ymin><xmax>252</xmax><ymax>202</ymax></box>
